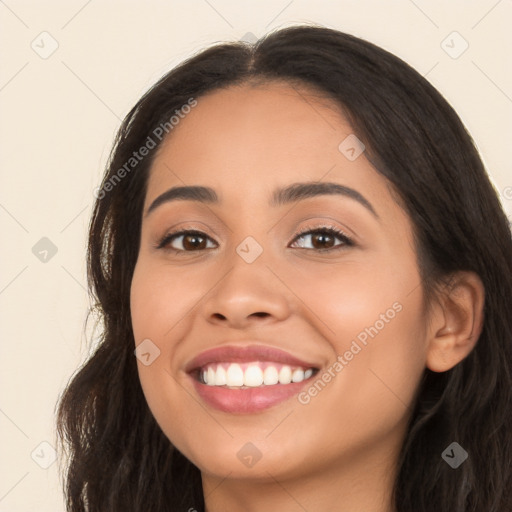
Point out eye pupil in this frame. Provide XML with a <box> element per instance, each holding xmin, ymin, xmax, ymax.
<box><xmin>312</xmin><ymin>233</ymin><xmax>334</xmax><ymax>249</ymax></box>
<box><xmin>183</xmin><ymin>234</ymin><xmax>206</xmax><ymax>250</ymax></box>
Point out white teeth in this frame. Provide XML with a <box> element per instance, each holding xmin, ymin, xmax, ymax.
<box><xmin>214</xmin><ymin>365</ymin><xmax>227</xmax><ymax>386</ymax></box>
<box><xmin>244</xmin><ymin>365</ymin><xmax>264</xmax><ymax>387</ymax></box>
<box><xmin>263</xmin><ymin>366</ymin><xmax>279</xmax><ymax>385</ymax></box>
<box><xmin>291</xmin><ymin>368</ymin><xmax>305</xmax><ymax>383</ymax></box>
<box><xmin>226</xmin><ymin>363</ymin><xmax>244</xmax><ymax>387</ymax></box>
<box><xmin>201</xmin><ymin>362</ymin><xmax>315</xmax><ymax>387</ymax></box>
<box><xmin>278</xmin><ymin>366</ymin><xmax>292</xmax><ymax>384</ymax></box>
<box><xmin>207</xmin><ymin>366</ymin><xmax>216</xmax><ymax>386</ymax></box>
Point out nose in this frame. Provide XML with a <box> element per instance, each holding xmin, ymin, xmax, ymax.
<box><xmin>201</xmin><ymin>259</ymin><xmax>291</xmax><ymax>329</ymax></box>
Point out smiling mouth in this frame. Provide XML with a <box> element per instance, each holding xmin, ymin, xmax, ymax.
<box><xmin>185</xmin><ymin>344</ymin><xmax>323</xmax><ymax>412</ymax></box>
<box><xmin>191</xmin><ymin>361</ymin><xmax>319</xmax><ymax>388</ymax></box>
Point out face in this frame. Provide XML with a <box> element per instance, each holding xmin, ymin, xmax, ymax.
<box><xmin>130</xmin><ymin>82</ymin><xmax>429</xmax><ymax>484</ymax></box>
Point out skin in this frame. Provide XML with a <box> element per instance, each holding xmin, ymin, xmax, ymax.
<box><xmin>130</xmin><ymin>82</ymin><xmax>484</xmax><ymax>512</ymax></box>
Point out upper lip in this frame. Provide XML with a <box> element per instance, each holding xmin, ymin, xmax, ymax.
<box><xmin>185</xmin><ymin>344</ymin><xmax>320</xmax><ymax>373</ymax></box>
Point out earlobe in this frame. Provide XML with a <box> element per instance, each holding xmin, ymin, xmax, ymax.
<box><xmin>426</xmin><ymin>271</ymin><xmax>485</xmax><ymax>373</ymax></box>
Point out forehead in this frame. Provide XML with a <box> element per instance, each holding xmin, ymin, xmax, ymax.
<box><xmin>146</xmin><ymin>82</ymin><xmax>397</xmax><ymax>219</ymax></box>
<box><xmin>154</xmin><ymin>82</ymin><xmax>348</xmax><ymax>168</ymax></box>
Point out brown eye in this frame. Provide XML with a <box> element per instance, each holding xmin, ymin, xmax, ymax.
<box><xmin>157</xmin><ymin>230</ymin><xmax>217</xmax><ymax>251</ymax></box>
<box><xmin>310</xmin><ymin>232</ymin><xmax>336</xmax><ymax>249</ymax></box>
<box><xmin>181</xmin><ymin>233</ymin><xmax>207</xmax><ymax>250</ymax></box>
<box><xmin>290</xmin><ymin>227</ymin><xmax>353</xmax><ymax>252</ymax></box>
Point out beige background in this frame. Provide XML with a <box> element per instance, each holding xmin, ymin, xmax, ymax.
<box><xmin>0</xmin><ymin>1</ymin><xmax>511</xmax><ymax>510</ymax></box>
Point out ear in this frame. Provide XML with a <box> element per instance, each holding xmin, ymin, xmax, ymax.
<box><xmin>426</xmin><ymin>271</ymin><xmax>485</xmax><ymax>373</ymax></box>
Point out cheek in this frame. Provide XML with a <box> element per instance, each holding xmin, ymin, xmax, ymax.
<box><xmin>130</xmin><ymin>259</ymin><xmax>202</xmax><ymax>451</ymax></box>
<box><xmin>284</xmin><ymin>269</ymin><xmax>427</xmax><ymax>473</ymax></box>
<box><xmin>286</xmin><ymin>255</ymin><xmax>423</xmax><ymax>350</ymax></box>
<box><xmin>130</xmin><ymin>258</ymin><xmax>203</xmax><ymax>342</ymax></box>
<box><xmin>288</xmin><ymin>257</ymin><xmax>427</xmax><ymax>423</ymax></box>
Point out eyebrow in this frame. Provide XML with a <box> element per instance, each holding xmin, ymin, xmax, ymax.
<box><xmin>145</xmin><ymin>181</ymin><xmax>378</xmax><ymax>218</ymax></box>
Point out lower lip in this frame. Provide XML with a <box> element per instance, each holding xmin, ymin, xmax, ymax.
<box><xmin>189</xmin><ymin>374</ymin><xmax>314</xmax><ymax>413</ymax></box>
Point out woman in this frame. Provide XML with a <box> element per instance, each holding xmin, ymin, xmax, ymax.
<box><xmin>56</xmin><ymin>25</ymin><xmax>512</xmax><ymax>511</ymax></box>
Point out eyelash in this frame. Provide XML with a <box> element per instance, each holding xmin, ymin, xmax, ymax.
<box><xmin>155</xmin><ymin>225</ymin><xmax>354</xmax><ymax>254</ymax></box>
